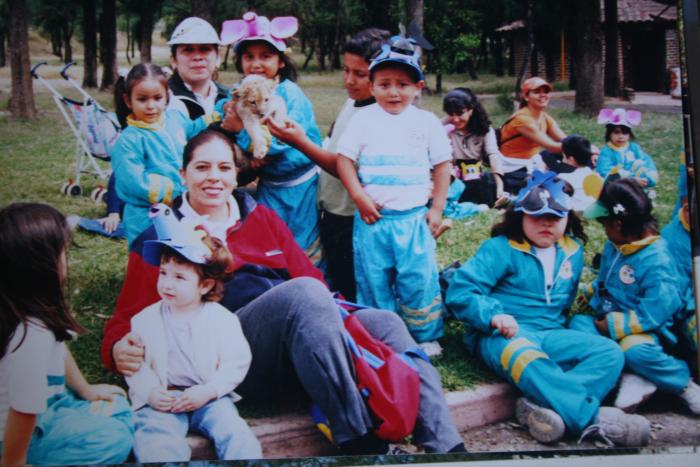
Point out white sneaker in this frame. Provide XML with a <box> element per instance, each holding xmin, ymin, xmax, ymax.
<box><xmin>418</xmin><ymin>340</ymin><xmax>443</xmax><ymax>358</ymax></box>
<box><xmin>614</xmin><ymin>373</ymin><xmax>658</xmax><ymax>413</ymax></box>
<box><xmin>66</xmin><ymin>214</ymin><xmax>81</xmax><ymax>230</ymax></box>
<box><xmin>515</xmin><ymin>397</ymin><xmax>566</xmax><ymax>443</ymax></box>
<box><xmin>579</xmin><ymin>406</ymin><xmax>650</xmax><ymax>447</ymax></box>
<box><xmin>679</xmin><ymin>380</ymin><xmax>700</xmax><ymax>415</ymax></box>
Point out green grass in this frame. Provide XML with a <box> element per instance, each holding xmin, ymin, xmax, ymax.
<box><xmin>0</xmin><ymin>66</ymin><xmax>684</xmax><ymax>403</ymax></box>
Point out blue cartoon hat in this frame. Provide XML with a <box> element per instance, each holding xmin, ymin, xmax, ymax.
<box><xmin>143</xmin><ymin>204</ymin><xmax>212</xmax><ymax>266</ymax></box>
<box><xmin>513</xmin><ymin>170</ymin><xmax>572</xmax><ymax>218</ymax></box>
<box><xmin>369</xmin><ymin>35</ymin><xmax>424</xmax><ymax>81</ymax></box>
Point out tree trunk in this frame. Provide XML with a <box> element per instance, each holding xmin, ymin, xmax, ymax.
<box><xmin>191</xmin><ymin>0</ymin><xmax>212</xmax><ymax>23</ymax></box>
<box><xmin>8</xmin><ymin>0</ymin><xmax>36</xmax><ymax>118</ymax></box>
<box><xmin>407</xmin><ymin>0</ymin><xmax>423</xmax><ymax>30</ymax></box>
<box><xmin>62</xmin><ymin>22</ymin><xmax>74</xmax><ymax>63</ymax></box>
<box><xmin>492</xmin><ymin>35</ymin><xmax>504</xmax><ymax>76</ymax></box>
<box><xmin>82</xmin><ymin>0</ymin><xmax>98</xmax><ymax>88</ymax></box>
<box><xmin>436</xmin><ymin>72</ymin><xmax>443</xmax><ymax>94</ymax></box>
<box><xmin>573</xmin><ymin>0</ymin><xmax>604</xmax><ymax>116</ymax></box>
<box><xmin>100</xmin><ymin>0</ymin><xmax>118</xmax><ymax>90</ymax></box>
<box><xmin>51</xmin><ymin>30</ymin><xmax>62</xmax><ymax>58</ymax></box>
<box><xmin>303</xmin><ymin>42</ymin><xmax>315</xmax><ymax>69</ymax></box>
<box><xmin>604</xmin><ymin>0</ymin><xmax>620</xmax><ymax>97</ymax></box>
<box><xmin>139</xmin><ymin>10</ymin><xmax>154</xmax><ymax>63</ymax></box>
<box><xmin>515</xmin><ymin>0</ymin><xmax>535</xmax><ymax>101</ymax></box>
<box><xmin>222</xmin><ymin>44</ymin><xmax>231</xmax><ymax>71</ymax></box>
<box><xmin>0</xmin><ymin>30</ymin><xmax>6</xmax><ymax>67</ymax></box>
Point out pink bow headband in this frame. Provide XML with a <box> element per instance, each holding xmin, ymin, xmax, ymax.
<box><xmin>221</xmin><ymin>12</ymin><xmax>298</xmax><ymax>52</ymax></box>
<box><xmin>597</xmin><ymin>108</ymin><xmax>642</xmax><ymax>128</ymax></box>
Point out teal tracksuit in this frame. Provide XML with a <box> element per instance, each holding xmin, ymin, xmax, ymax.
<box><xmin>662</xmin><ymin>214</ymin><xmax>697</xmax><ymax>354</ymax></box>
<box><xmin>112</xmin><ymin>110</ymin><xmax>217</xmax><ymax>245</ymax></box>
<box><xmin>218</xmin><ymin>79</ymin><xmax>324</xmax><ymax>267</ymax></box>
<box><xmin>569</xmin><ymin>236</ymin><xmax>690</xmax><ymax>393</ymax></box>
<box><xmin>596</xmin><ymin>142</ymin><xmax>659</xmax><ymax>187</ymax></box>
<box><xmin>446</xmin><ymin>235</ymin><xmax>624</xmax><ymax>434</ymax></box>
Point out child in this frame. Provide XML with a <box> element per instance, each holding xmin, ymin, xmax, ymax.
<box><xmin>445</xmin><ymin>171</ymin><xmax>651</xmax><ymax>446</ymax></box>
<box><xmin>0</xmin><ymin>203</ymin><xmax>133</xmax><ymax>467</ymax></box>
<box><xmin>442</xmin><ymin>87</ymin><xmax>505</xmax><ymax>207</ymax></box>
<box><xmin>128</xmin><ymin>205</ymin><xmax>261</xmax><ymax>462</ymax></box>
<box><xmin>595</xmin><ymin>108</ymin><xmax>659</xmax><ymax>188</ymax></box>
<box><xmin>570</xmin><ymin>177</ymin><xmax>700</xmax><ymax>414</ymax></box>
<box><xmin>219</xmin><ymin>12</ymin><xmax>324</xmax><ymax>268</ymax></box>
<box><xmin>336</xmin><ymin>36</ymin><xmax>452</xmax><ymax>357</ymax></box>
<box><xmin>112</xmin><ymin>63</ymin><xmax>220</xmax><ymax>246</ymax></box>
<box><xmin>71</xmin><ymin>173</ymin><xmax>126</xmax><ymax>239</ymax></box>
<box><xmin>554</xmin><ymin>135</ymin><xmax>598</xmax><ymax>212</ymax></box>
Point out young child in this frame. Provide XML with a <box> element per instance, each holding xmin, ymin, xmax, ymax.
<box><xmin>554</xmin><ymin>135</ymin><xmax>598</xmax><ymax>212</ymax></box>
<box><xmin>219</xmin><ymin>12</ymin><xmax>324</xmax><ymax>268</ymax></box>
<box><xmin>112</xmin><ymin>63</ymin><xmax>220</xmax><ymax>246</ymax></box>
<box><xmin>445</xmin><ymin>171</ymin><xmax>651</xmax><ymax>446</ymax></box>
<box><xmin>128</xmin><ymin>205</ymin><xmax>261</xmax><ymax>462</ymax></box>
<box><xmin>570</xmin><ymin>177</ymin><xmax>700</xmax><ymax>415</ymax></box>
<box><xmin>0</xmin><ymin>203</ymin><xmax>133</xmax><ymax>467</ymax></box>
<box><xmin>336</xmin><ymin>36</ymin><xmax>453</xmax><ymax>357</ymax></box>
<box><xmin>442</xmin><ymin>87</ymin><xmax>505</xmax><ymax>206</ymax></box>
<box><xmin>595</xmin><ymin>108</ymin><xmax>658</xmax><ymax>188</ymax></box>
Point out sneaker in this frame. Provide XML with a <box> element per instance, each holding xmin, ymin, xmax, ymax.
<box><xmin>515</xmin><ymin>397</ymin><xmax>566</xmax><ymax>443</ymax></box>
<box><xmin>66</xmin><ymin>214</ymin><xmax>81</xmax><ymax>231</ymax></box>
<box><xmin>418</xmin><ymin>340</ymin><xmax>443</xmax><ymax>358</ymax></box>
<box><xmin>614</xmin><ymin>373</ymin><xmax>658</xmax><ymax>413</ymax></box>
<box><xmin>579</xmin><ymin>406</ymin><xmax>650</xmax><ymax>447</ymax></box>
<box><xmin>679</xmin><ymin>380</ymin><xmax>700</xmax><ymax>415</ymax></box>
<box><xmin>386</xmin><ymin>445</ymin><xmax>410</xmax><ymax>455</ymax></box>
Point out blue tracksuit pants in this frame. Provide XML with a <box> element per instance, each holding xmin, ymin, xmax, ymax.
<box><xmin>569</xmin><ymin>314</ymin><xmax>691</xmax><ymax>393</ymax></box>
<box><xmin>353</xmin><ymin>206</ymin><xmax>443</xmax><ymax>343</ymax></box>
<box><xmin>477</xmin><ymin>327</ymin><xmax>624</xmax><ymax>434</ymax></box>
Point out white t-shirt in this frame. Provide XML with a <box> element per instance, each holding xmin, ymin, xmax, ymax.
<box><xmin>557</xmin><ymin>167</ymin><xmax>597</xmax><ymax>212</ymax></box>
<box><xmin>535</xmin><ymin>246</ymin><xmax>557</xmax><ymax>286</ymax></box>
<box><xmin>0</xmin><ymin>319</ymin><xmax>66</xmax><ymax>439</ymax></box>
<box><xmin>168</xmin><ymin>80</ymin><xmax>219</xmax><ymax>118</ymax></box>
<box><xmin>336</xmin><ymin>104</ymin><xmax>452</xmax><ymax>211</ymax></box>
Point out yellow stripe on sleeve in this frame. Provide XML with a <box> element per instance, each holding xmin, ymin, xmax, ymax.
<box><xmin>511</xmin><ymin>350</ymin><xmax>548</xmax><ymax>384</ymax></box>
<box><xmin>500</xmin><ymin>338</ymin><xmax>534</xmax><ymax>371</ymax></box>
<box><xmin>619</xmin><ymin>334</ymin><xmax>654</xmax><ymax>352</ymax></box>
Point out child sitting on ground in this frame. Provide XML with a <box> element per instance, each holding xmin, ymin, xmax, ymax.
<box><xmin>595</xmin><ymin>108</ymin><xmax>659</xmax><ymax>188</ymax></box>
<box><xmin>570</xmin><ymin>177</ymin><xmax>700</xmax><ymax>415</ymax></box>
<box><xmin>336</xmin><ymin>36</ymin><xmax>452</xmax><ymax>357</ymax></box>
<box><xmin>446</xmin><ymin>170</ymin><xmax>651</xmax><ymax>447</ymax></box>
<box><xmin>127</xmin><ymin>205</ymin><xmax>261</xmax><ymax>462</ymax></box>
<box><xmin>552</xmin><ymin>135</ymin><xmax>598</xmax><ymax>212</ymax></box>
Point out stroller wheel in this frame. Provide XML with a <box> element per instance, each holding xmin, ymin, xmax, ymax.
<box><xmin>68</xmin><ymin>183</ymin><xmax>82</xmax><ymax>196</ymax></box>
<box><xmin>90</xmin><ymin>186</ymin><xmax>105</xmax><ymax>203</ymax></box>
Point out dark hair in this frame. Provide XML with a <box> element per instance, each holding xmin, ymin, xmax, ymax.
<box><xmin>369</xmin><ymin>60</ymin><xmax>422</xmax><ymax>83</ymax></box>
<box><xmin>235</xmin><ymin>40</ymin><xmax>298</xmax><ymax>82</ymax></box>
<box><xmin>598</xmin><ymin>178</ymin><xmax>657</xmax><ymax>237</ymax></box>
<box><xmin>491</xmin><ymin>209</ymin><xmax>587</xmax><ymax>245</ymax></box>
<box><xmin>604</xmin><ymin>124</ymin><xmax>635</xmax><ymax>142</ymax></box>
<box><xmin>443</xmin><ymin>88</ymin><xmax>492</xmax><ymax>136</ymax></box>
<box><xmin>114</xmin><ymin>63</ymin><xmax>169</xmax><ymax>128</ymax></box>
<box><xmin>182</xmin><ymin>129</ymin><xmax>236</xmax><ymax>170</ymax></box>
<box><xmin>343</xmin><ymin>28</ymin><xmax>391</xmax><ymax>62</ymax></box>
<box><xmin>160</xmin><ymin>232</ymin><xmax>234</xmax><ymax>302</ymax></box>
<box><xmin>562</xmin><ymin>135</ymin><xmax>593</xmax><ymax>168</ymax></box>
<box><xmin>0</xmin><ymin>203</ymin><xmax>85</xmax><ymax>359</ymax></box>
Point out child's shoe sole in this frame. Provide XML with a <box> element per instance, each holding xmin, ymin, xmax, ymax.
<box><xmin>515</xmin><ymin>397</ymin><xmax>566</xmax><ymax>443</ymax></box>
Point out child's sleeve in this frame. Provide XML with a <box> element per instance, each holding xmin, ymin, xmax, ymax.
<box><xmin>112</xmin><ymin>132</ymin><xmax>176</xmax><ymax>207</ymax></box>
<box><xmin>595</xmin><ymin>146</ymin><xmax>617</xmax><ymax>178</ymax></box>
<box><xmin>124</xmin><ymin>313</ymin><xmax>162</xmax><ymax>404</ymax></box>
<box><xmin>106</xmin><ymin>172</ymin><xmax>124</xmax><ymax>215</ymax></box>
<box><xmin>6</xmin><ymin>324</ymin><xmax>54</xmax><ymax>416</ymax></box>
<box><xmin>445</xmin><ymin>238</ymin><xmax>510</xmax><ymax>334</ymax></box>
<box><xmin>206</xmin><ymin>311</ymin><xmax>252</xmax><ymax>397</ymax></box>
<box><xmin>604</xmin><ymin>262</ymin><xmax>683</xmax><ymax>340</ymax></box>
<box><xmin>634</xmin><ymin>143</ymin><xmax>659</xmax><ymax>187</ymax></box>
<box><xmin>178</xmin><ymin>109</ymin><xmax>222</xmax><ymax>140</ymax></box>
<box><xmin>335</xmin><ymin>113</ymin><xmax>364</xmax><ymax>162</ymax></box>
<box><xmin>427</xmin><ymin>113</ymin><xmax>453</xmax><ymax>167</ymax></box>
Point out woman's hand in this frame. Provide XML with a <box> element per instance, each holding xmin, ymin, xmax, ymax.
<box><xmin>594</xmin><ymin>316</ymin><xmax>610</xmax><ymax>336</ymax></box>
<box><xmin>171</xmin><ymin>385</ymin><xmax>216</xmax><ymax>413</ymax></box>
<box><xmin>82</xmin><ymin>384</ymin><xmax>127</xmax><ymax>402</ymax></box>
<box><xmin>148</xmin><ymin>388</ymin><xmax>176</xmax><ymax>412</ymax></box>
<box><xmin>98</xmin><ymin>212</ymin><xmax>120</xmax><ymax>234</ymax></box>
<box><xmin>491</xmin><ymin>314</ymin><xmax>519</xmax><ymax>338</ymax></box>
<box><xmin>113</xmin><ymin>332</ymin><xmax>145</xmax><ymax>376</ymax></box>
<box><xmin>221</xmin><ymin>99</ymin><xmax>243</xmax><ymax>133</ymax></box>
<box><xmin>355</xmin><ymin>194</ymin><xmax>382</xmax><ymax>224</ymax></box>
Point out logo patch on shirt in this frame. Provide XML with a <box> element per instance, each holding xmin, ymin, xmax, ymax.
<box><xmin>559</xmin><ymin>260</ymin><xmax>573</xmax><ymax>280</ymax></box>
<box><xmin>619</xmin><ymin>264</ymin><xmax>636</xmax><ymax>285</ymax></box>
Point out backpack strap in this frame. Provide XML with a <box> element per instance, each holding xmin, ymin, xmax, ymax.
<box><xmin>498</xmin><ymin>115</ymin><xmax>523</xmax><ymax>147</ymax></box>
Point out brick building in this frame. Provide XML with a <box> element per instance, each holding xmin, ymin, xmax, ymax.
<box><xmin>496</xmin><ymin>0</ymin><xmax>679</xmax><ymax>93</ymax></box>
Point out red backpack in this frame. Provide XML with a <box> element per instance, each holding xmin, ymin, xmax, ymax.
<box><xmin>312</xmin><ymin>300</ymin><xmax>427</xmax><ymax>442</ymax></box>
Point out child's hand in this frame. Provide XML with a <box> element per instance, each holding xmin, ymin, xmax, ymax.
<box><xmin>426</xmin><ymin>207</ymin><xmax>443</xmax><ymax>238</ymax></box>
<box><xmin>594</xmin><ymin>317</ymin><xmax>610</xmax><ymax>336</ymax></box>
<box><xmin>148</xmin><ymin>387</ymin><xmax>176</xmax><ymax>412</ymax></box>
<box><xmin>98</xmin><ymin>212</ymin><xmax>120</xmax><ymax>234</ymax></box>
<box><xmin>635</xmin><ymin>177</ymin><xmax>649</xmax><ymax>187</ymax></box>
<box><xmin>82</xmin><ymin>383</ymin><xmax>126</xmax><ymax>402</ymax></box>
<box><xmin>221</xmin><ymin>99</ymin><xmax>243</xmax><ymax>133</ymax></box>
<box><xmin>171</xmin><ymin>385</ymin><xmax>217</xmax><ymax>413</ymax></box>
<box><xmin>491</xmin><ymin>314</ymin><xmax>519</xmax><ymax>338</ymax></box>
<box><xmin>356</xmin><ymin>195</ymin><xmax>382</xmax><ymax>224</ymax></box>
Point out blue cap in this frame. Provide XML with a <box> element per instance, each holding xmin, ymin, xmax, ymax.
<box><xmin>142</xmin><ymin>204</ymin><xmax>212</xmax><ymax>266</ymax></box>
<box><xmin>369</xmin><ymin>36</ymin><xmax>424</xmax><ymax>81</ymax></box>
<box><xmin>513</xmin><ymin>170</ymin><xmax>572</xmax><ymax>218</ymax></box>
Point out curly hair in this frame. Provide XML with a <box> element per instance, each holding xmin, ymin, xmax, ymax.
<box><xmin>442</xmin><ymin>88</ymin><xmax>492</xmax><ymax>136</ymax></box>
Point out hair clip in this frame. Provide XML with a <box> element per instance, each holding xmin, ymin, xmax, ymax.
<box><xmin>612</xmin><ymin>203</ymin><xmax>626</xmax><ymax>215</ymax></box>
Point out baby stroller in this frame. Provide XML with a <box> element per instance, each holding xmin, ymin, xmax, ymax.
<box><xmin>31</xmin><ymin>62</ymin><xmax>120</xmax><ymax>202</ymax></box>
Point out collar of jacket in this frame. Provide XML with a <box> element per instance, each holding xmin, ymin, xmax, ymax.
<box><xmin>508</xmin><ymin>235</ymin><xmax>580</xmax><ymax>255</ymax></box>
<box><xmin>169</xmin><ymin>72</ymin><xmax>229</xmax><ymax>104</ymax></box>
<box><xmin>618</xmin><ymin>235</ymin><xmax>659</xmax><ymax>255</ymax></box>
<box><xmin>607</xmin><ymin>141</ymin><xmax>630</xmax><ymax>151</ymax></box>
<box><xmin>127</xmin><ymin>114</ymin><xmax>165</xmax><ymax>130</ymax></box>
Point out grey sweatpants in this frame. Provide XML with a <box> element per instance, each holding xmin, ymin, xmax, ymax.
<box><xmin>234</xmin><ymin>277</ymin><xmax>462</xmax><ymax>452</ymax></box>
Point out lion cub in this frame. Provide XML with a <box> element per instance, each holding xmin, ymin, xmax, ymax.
<box><xmin>233</xmin><ymin>75</ymin><xmax>287</xmax><ymax>159</ymax></box>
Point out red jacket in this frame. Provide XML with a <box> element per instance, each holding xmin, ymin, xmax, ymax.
<box><xmin>101</xmin><ymin>191</ymin><xmax>326</xmax><ymax>372</ymax></box>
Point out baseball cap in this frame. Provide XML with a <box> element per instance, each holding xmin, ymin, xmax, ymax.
<box><xmin>369</xmin><ymin>36</ymin><xmax>424</xmax><ymax>81</ymax></box>
<box><xmin>521</xmin><ymin>77</ymin><xmax>553</xmax><ymax>95</ymax></box>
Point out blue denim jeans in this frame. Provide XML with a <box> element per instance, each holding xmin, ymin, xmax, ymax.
<box><xmin>133</xmin><ymin>396</ymin><xmax>261</xmax><ymax>462</ymax></box>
